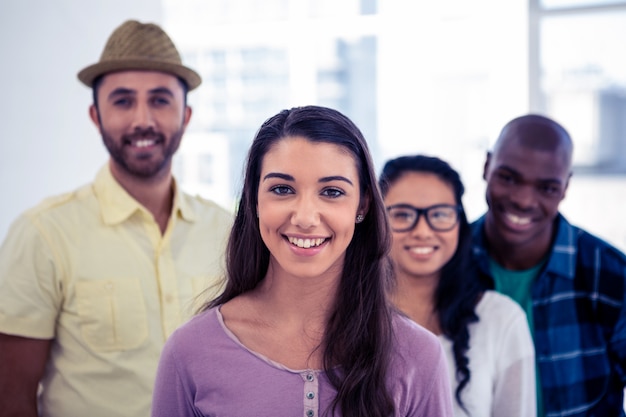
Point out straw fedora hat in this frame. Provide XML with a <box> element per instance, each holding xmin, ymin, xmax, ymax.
<box><xmin>78</xmin><ymin>20</ymin><xmax>201</xmax><ymax>90</ymax></box>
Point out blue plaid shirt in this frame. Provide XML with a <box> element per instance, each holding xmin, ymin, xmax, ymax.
<box><xmin>472</xmin><ymin>214</ymin><xmax>626</xmax><ymax>417</ymax></box>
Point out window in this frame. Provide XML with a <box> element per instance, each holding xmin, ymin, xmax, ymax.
<box><xmin>164</xmin><ymin>0</ymin><xmax>626</xmax><ymax>252</ymax></box>
<box><xmin>529</xmin><ymin>0</ymin><xmax>626</xmax><ymax>250</ymax></box>
<box><xmin>530</xmin><ymin>0</ymin><xmax>626</xmax><ymax>172</ymax></box>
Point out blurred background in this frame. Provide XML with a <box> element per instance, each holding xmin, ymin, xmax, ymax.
<box><xmin>1</xmin><ymin>0</ymin><xmax>626</xmax><ymax>252</ymax></box>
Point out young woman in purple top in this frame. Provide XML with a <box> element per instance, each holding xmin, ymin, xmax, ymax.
<box><xmin>151</xmin><ymin>106</ymin><xmax>453</xmax><ymax>417</ymax></box>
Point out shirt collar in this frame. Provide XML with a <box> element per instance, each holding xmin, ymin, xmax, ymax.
<box><xmin>543</xmin><ymin>213</ymin><xmax>577</xmax><ymax>280</ymax></box>
<box><xmin>472</xmin><ymin>213</ymin><xmax>577</xmax><ymax>281</ymax></box>
<box><xmin>471</xmin><ymin>215</ymin><xmax>491</xmax><ymax>276</ymax></box>
<box><xmin>93</xmin><ymin>164</ymin><xmax>196</xmax><ymax>226</ymax></box>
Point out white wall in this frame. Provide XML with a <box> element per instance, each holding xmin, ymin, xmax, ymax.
<box><xmin>0</xmin><ymin>0</ymin><xmax>163</xmax><ymax>241</ymax></box>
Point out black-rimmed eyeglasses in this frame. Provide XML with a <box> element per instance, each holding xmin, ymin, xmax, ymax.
<box><xmin>386</xmin><ymin>204</ymin><xmax>462</xmax><ymax>232</ymax></box>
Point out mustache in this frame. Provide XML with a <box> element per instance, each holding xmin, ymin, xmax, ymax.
<box><xmin>122</xmin><ymin>129</ymin><xmax>165</xmax><ymax>142</ymax></box>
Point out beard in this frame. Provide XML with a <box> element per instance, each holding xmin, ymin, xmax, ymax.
<box><xmin>101</xmin><ymin>126</ymin><xmax>184</xmax><ymax>179</ymax></box>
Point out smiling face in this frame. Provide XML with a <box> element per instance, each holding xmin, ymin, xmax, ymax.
<box><xmin>257</xmin><ymin>136</ymin><xmax>363</xmax><ymax>282</ymax></box>
<box><xmin>384</xmin><ymin>172</ymin><xmax>459</xmax><ymax>282</ymax></box>
<box><xmin>89</xmin><ymin>70</ymin><xmax>191</xmax><ymax>181</ymax></box>
<box><xmin>483</xmin><ymin>124</ymin><xmax>571</xmax><ymax>260</ymax></box>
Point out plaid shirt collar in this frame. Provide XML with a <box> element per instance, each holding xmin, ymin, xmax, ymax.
<box><xmin>471</xmin><ymin>213</ymin><xmax>573</xmax><ymax>279</ymax></box>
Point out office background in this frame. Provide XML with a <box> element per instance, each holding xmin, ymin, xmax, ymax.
<box><xmin>1</xmin><ymin>0</ymin><xmax>626</xmax><ymax>253</ymax></box>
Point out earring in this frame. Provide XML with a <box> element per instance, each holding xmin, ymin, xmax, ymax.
<box><xmin>356</xmin><ymin>214</ymin><xmax>365</xmax><ymax>223</ymax></box>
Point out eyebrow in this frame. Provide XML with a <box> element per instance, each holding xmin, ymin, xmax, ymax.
<box><xmin>497</xmin><ymin>165</ymin><xmax>564</xmax><ymax>184</ymax></box>
<box><xmin>107</xmin><ymin>88</ymin><xmax>135</xmax><ymax>100</ymax></box>
<box><xmin>149</xmin><ymin>87</ymin><xmax>175</xmax><ymax>97</ymax></box>
<box><xmin>262</xmin><ymin>172</ymin><xmax>354</xmax><ymax>186</ymax></box>
<box><xmin>107</xmin><ymin>86</ymin><xmax>175</xmax><ymax>100</ymax></box>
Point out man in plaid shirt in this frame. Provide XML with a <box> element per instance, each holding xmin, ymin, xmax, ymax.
<box><xmin>471</xmin><ymin>114</ymin><xmax>626</xmax><ymax>416</ymax></box>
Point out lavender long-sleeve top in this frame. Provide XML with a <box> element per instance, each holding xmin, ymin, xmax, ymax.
<box><xmin>152</xmin><ymin>307</ymin><xmax>453</xmax><ymax>417</ymax></box>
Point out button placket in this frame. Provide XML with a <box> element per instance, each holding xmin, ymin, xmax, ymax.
<box><xmin>156</xmin><ymin>244</ymin><xmax>182</xmax><ymax>337</ymax></box>
<box><xmin>302</xmin><ymin>371</ymin><xmax>319</xmax><ymax>417</ymax></box>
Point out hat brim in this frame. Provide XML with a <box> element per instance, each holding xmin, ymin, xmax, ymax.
<box><xmin>77</xmin><ymin>59</ymin><xmax>201</xmax><ymax>91</ymax></box>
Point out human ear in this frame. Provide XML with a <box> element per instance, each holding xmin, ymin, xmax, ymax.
<box><xmin>357</xmin><ymin>192</ymin><xmax>371</xmax><ymax>221</ymax></box>
<box><xmin>482</xmin><ymin>152</ymin><xmax>492</xmax><ymax>181</ymax></box>
<box><xmin>88</xmin><ymin>105</ymin><xmax>103</xmax><ymax>134</ymax></box>
<box><xmin>182</xmin><ymin>105</ymin><xmax>192</xmax><ymax>129</ymax></box>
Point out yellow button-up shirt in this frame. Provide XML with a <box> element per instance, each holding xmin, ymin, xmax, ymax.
<box><xmin>0</xmin><ymin>164</ymin><xmax>233</xmax><ymax>417</ymax></box>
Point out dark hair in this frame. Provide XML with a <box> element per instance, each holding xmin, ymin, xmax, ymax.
<box><xmin>207</xmin><ymin>105</ymin><xmax>395</xmax><ymax>417</ymax></box>
<box><xmin>379</xmin><ymin>154</ymin><xmax>485</xmax><ymax>412</ymax></box>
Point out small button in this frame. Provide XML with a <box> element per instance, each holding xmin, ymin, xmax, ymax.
<box><xmin>306</xmin><ymin>373</ymin><xmax>314</xmax><ymax>382</ymax></box>
<box><xmin>306</xmin><ymin>391</ymin><xmax>315</xmax><ymax>399</ymax></box>
<box><xmin>306</xmin><ymin>410</ymin><xmax>314</xmax><ymax>417</ymax></box>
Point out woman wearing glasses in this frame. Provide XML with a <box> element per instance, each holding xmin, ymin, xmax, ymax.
<box><xmin>379</xmin><ymin>155</ymin><xmax>536</xmax><ymax>417</ymax></box>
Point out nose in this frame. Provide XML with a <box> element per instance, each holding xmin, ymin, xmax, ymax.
<box><xmin>291</xmin><ymin>195</ymin><xmax>320</xmax><ymax>229</ymax></box>
<box><xmin>509</xmin><ymin>184</ymin><xmax>537</xmax><ymax>211</ymax></box>
<box><xmin>131</xmin><ymin>101</ymin><xmax>156</xmax><ymax>130</ymax></box>
<box><xmin>409</xmin><ymin>213</ymin><xmax>433</xmax><ymax>236</ymax></box>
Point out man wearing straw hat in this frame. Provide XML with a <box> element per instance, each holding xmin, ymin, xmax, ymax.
<box><xmin>0</xmin><ymin>20</ymin><xmax>232</xmax><ymax>417</ymax></box>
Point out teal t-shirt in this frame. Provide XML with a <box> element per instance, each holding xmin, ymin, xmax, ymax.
<box><xmin>489</xmin><ymin>258</ymin><xmax>545</xmax><ymax>417</ymax></box>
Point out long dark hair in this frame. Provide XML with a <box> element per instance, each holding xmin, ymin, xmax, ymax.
<box><xmin>206</xmin><ymin>105</ymin><xmax>395</xmax><ymax>417</ymax></box>
<box><xmin>379</xmin><ymin>154</ymin><xmax>484</xmax><ymax>412</ymax></box>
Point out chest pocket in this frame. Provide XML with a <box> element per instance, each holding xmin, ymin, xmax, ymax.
<box><xmin>76</xmin><ymin>278</ymin><xmax>148</xmax><ymax>352</ymax></box>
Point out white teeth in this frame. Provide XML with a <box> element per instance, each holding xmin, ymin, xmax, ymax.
<box><xmin>288</xmin><ymin>237</ymin><xmax>326</xmax><ymax>248</ymax></box>
<box><xmin>507</xmin><ymin>213</ymin><xmax>531</xmax><ymax>225</ymax></box>
<box><xmin>134</xmin><ymin>139</ymin><xmax>155</xmax><ymax>148</ymax></box>
<box><xmin>410</xmin><ymin>247</ymin><xmax>434</xmax><ymax>255</ymax></box>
